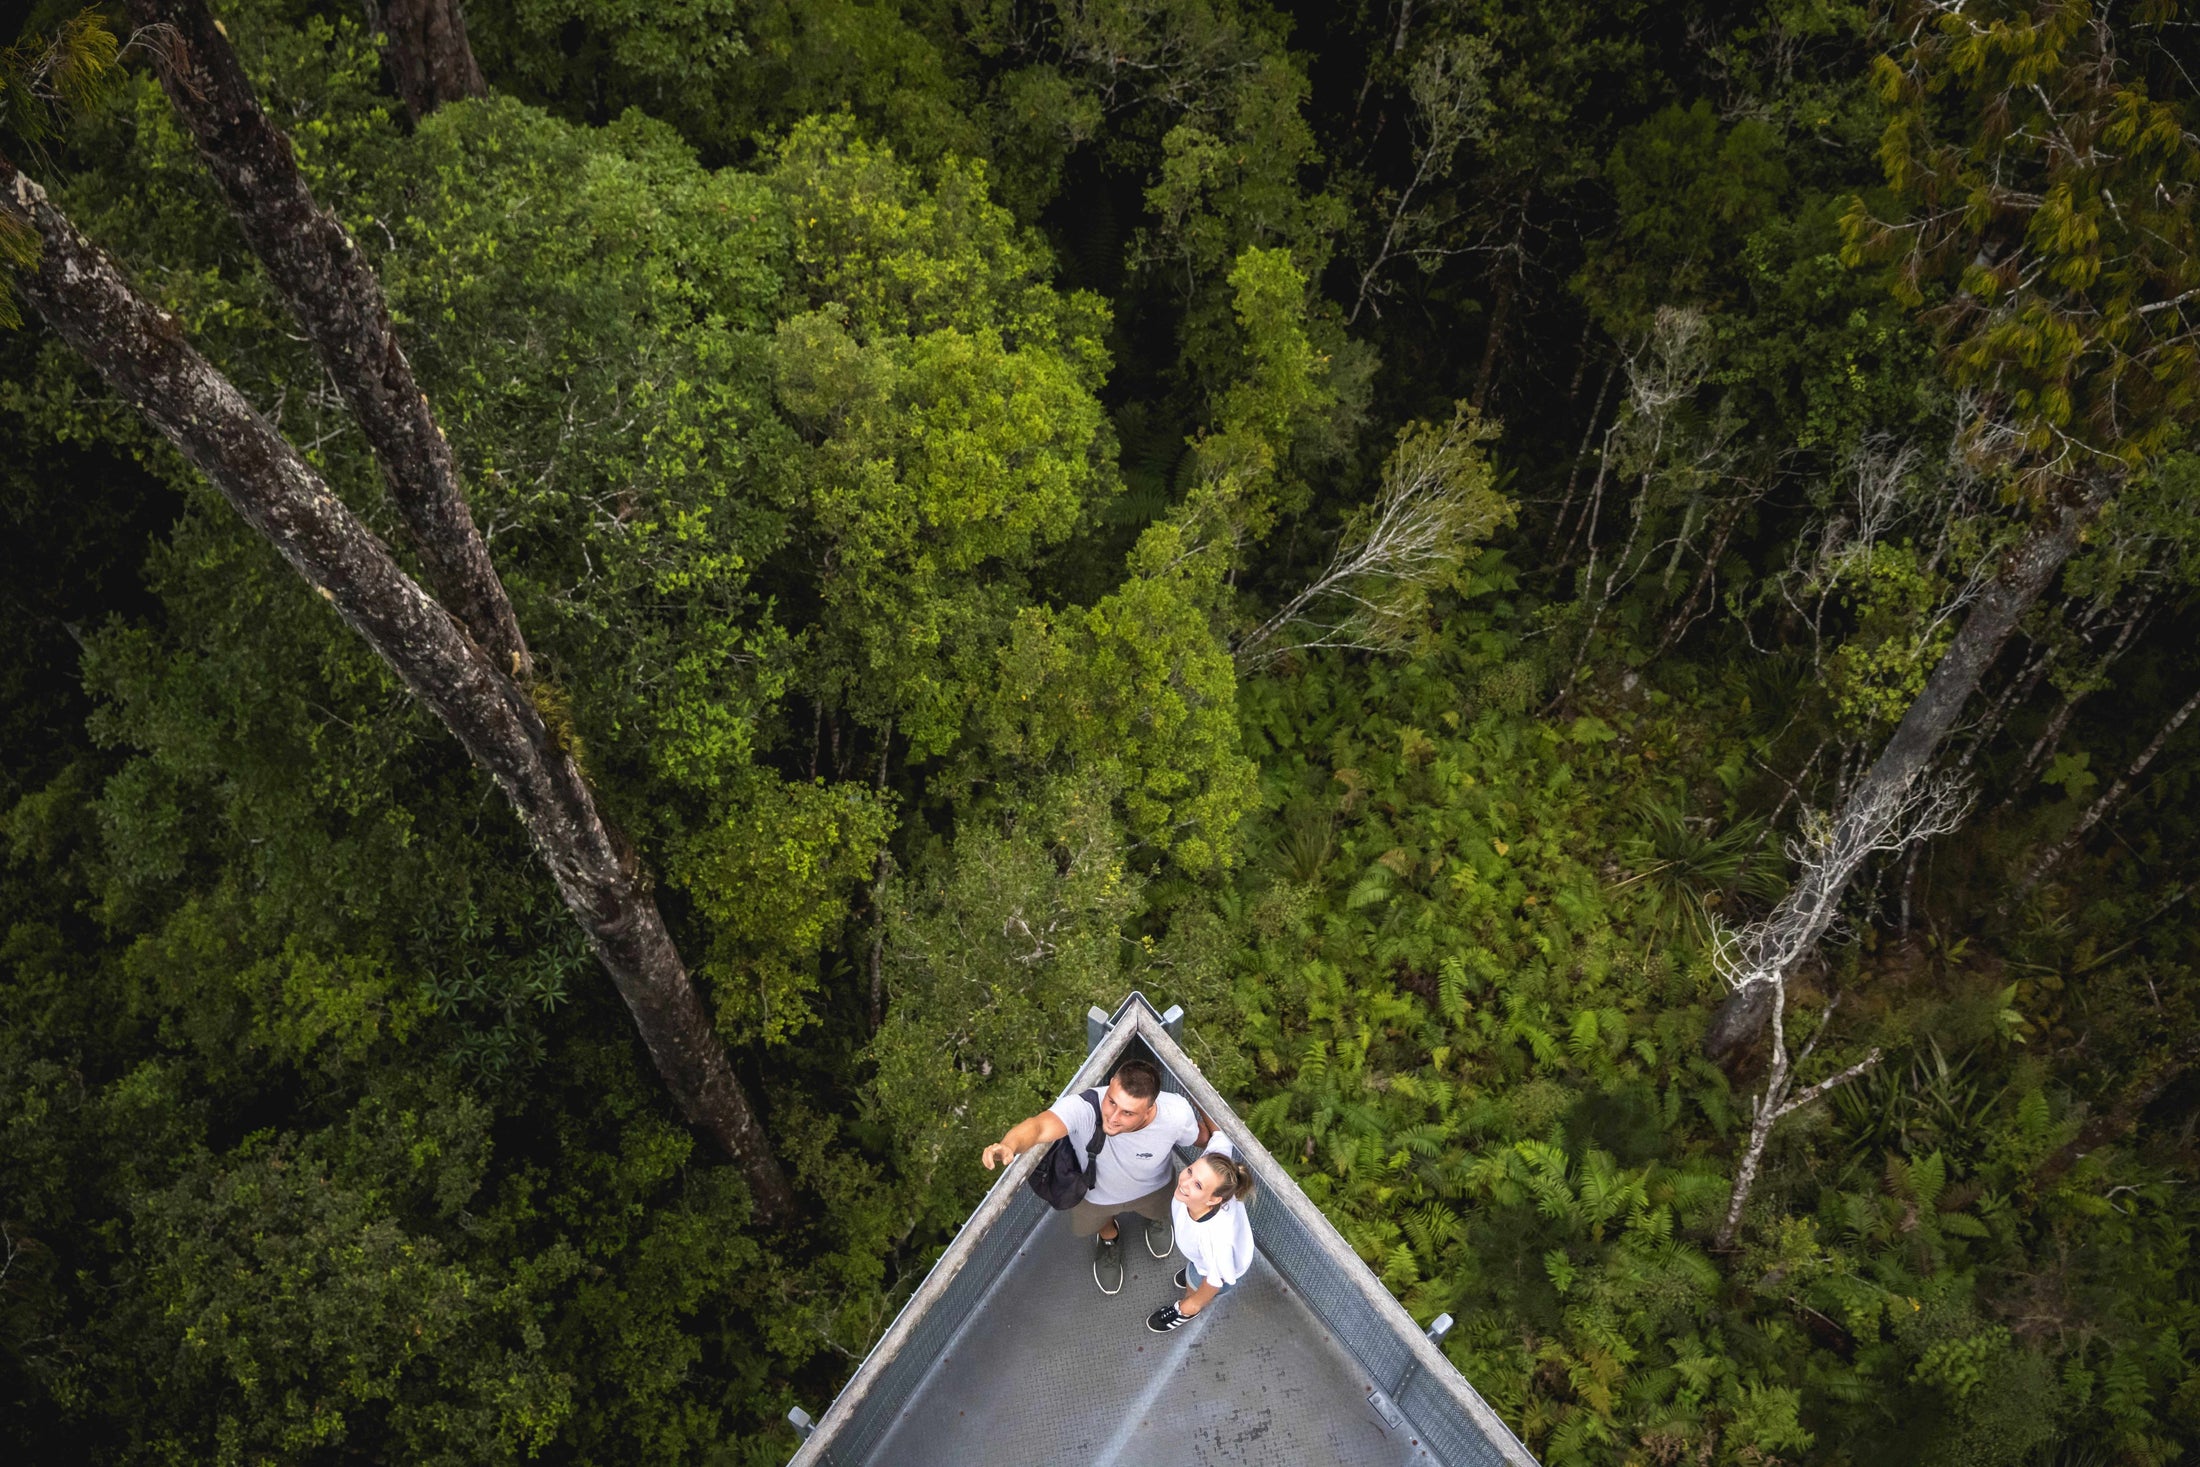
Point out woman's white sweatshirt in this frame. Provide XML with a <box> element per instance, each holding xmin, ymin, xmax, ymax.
<box><xmin>1171</xmin><ymin>1135</ymin><xmax>1256</xmax><ymax>1287</ymax></box>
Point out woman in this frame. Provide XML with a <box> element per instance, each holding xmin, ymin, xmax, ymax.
<box><xmin>1146</xmin><ymin>1134</ymin><xmax>1256</xmax><ymax>1333</ymax></box>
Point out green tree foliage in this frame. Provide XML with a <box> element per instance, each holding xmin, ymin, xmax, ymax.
<box><xmin>865</xmin><ymin>771</ymin><xmax>1166</xmax><ymax>1231</ymax></box>
<box><xmin>766</xmin><ymin>116</ymin><xmax>1119</xmax><ymax>755</ymax></box>
<box><xmin>1846</xmin><ymin>0</ymin><xmax>2200</xmax><ymax>475</ymax></box>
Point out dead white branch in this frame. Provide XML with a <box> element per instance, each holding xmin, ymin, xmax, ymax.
<box><xmin>1349</xmin><ymin>35</ymin><xmax>1493</xmax><ymax>324</ymax></box>
<box><xmin>1711</xmin><ymin>773</ymin><xmax>1970</xmax><ymax>1248</ymax></box>
<box><xmin>1237</xmin><ymin>403</ymin><xmax>1507</xmax><ymax>666</ymax></box>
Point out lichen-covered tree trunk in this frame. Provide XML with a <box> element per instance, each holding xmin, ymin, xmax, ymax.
<box><xmin>363</xmin><ymin>0</ymin><xmax>488</xmax><ymax>121</ymax></box>
<box><xmin>1704</xmin><ymin>482</ymin><xmax>2111</xmax><ymax>1062</ymax></box>
<box><xmin>1</xmin><ymin>158</ymin><xmax>794</xmax><ymax>1223</ymax></box>
<box><xmin>127</xmin><ymin>0</ymin><xmax>524</xmax><ymax>676</ymax></box>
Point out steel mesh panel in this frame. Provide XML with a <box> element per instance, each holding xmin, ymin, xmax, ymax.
<box><xmin>1399</xmin><ymin>1371</ymin><xmax>1519</xmax><ymax>1467</ymax></box>
<box><xmin>821</xmin><ymin>1184</ymin><xmax>1048</xmax><ymax>1465</ymax></box>
<box><xmin>1240</xmin><ymin>1185</ymin><xmax>1414</xmax><ymax>1387</ymax></box>
<box><xmin>858</xmin><ymin>1207</ymin><xmax>1434</xmax><ymax>1466</ymax></box>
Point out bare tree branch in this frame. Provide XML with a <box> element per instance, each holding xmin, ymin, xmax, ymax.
<box><xmin>1774</xmin><ymin>1048</ymin><xmax>1884</xmax><ymax>1123</ymax></box>
<box><xmin>1236</xmin><ymin>403</ymin><xmax>1507</xmax><ymax>666</ymax></box>
<box><xmin>1349</xmin><ymin>35</ymin><xmax>1492</xmax><ymax>324</ymax></box>
<box><xmin>1710</xmin><ymin>773</ymin><xmax>1965</xmax><ymax>1249</ymax></box>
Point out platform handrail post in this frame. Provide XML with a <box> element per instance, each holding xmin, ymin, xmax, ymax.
<box><xmin>1085</xmin><ymin>1005</ymin><xmax>1112</xmax><ymax>1054</ymax></box>
<box><xmin>1393</xmin><ymin>1312</ymin><xmax>1455</xmax><ymax>1401</ymax></box>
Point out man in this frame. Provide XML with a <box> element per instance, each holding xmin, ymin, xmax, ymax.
<box><xmin>981</xmin><ymin>1059</ymin><xmax>1212</xmax><ymax>1294</ymax></box>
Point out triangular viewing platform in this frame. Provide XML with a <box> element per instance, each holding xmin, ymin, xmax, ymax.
<box><xmin>786</xmin><ymin>994</ymin><xmax>1539</xmax><ymax>1467</ymax></box>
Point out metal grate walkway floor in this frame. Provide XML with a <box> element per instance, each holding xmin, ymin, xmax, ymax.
<box><xmin>864</xmin><ymin>1203</ymin><xmax>1438</xmax><ymax>1467</ymax></box>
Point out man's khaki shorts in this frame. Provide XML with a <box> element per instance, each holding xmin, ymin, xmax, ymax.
<box><xmin>1067</xmin><ymin>1181</ymin><xmax>1174</xmax><ymax>1237</ymax></box>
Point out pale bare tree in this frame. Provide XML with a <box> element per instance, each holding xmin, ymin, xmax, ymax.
<box><xmin>1706</xmin><ymin>472</ymin><xmax>2111</xmax><ymax>1057</ymax></box>
<box><xmin>1348</xmin><ymin>35</ymin><xmax>1494</xmax><ymax>324</ymax></box>
<box><xmin>1551</xmin><ymin>307</ymin><xmax>1733</xmax><ymax>702</ymax></box>
<box><xmin>1712</xmin><ymin>771</ymin><xmax>1972</xmax><ymax>1249</ymax></box>
<box><xmin>1235</xmin><ymin>403</ymin><xmax>1509</xmax><ymax>666</ymax></box>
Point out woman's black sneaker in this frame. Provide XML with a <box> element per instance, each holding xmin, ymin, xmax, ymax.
<box><xmin>1093</xmin><ymin>1232</ymin><xmax>1125</xmax><ymax>1295</ymax></box>
<box><xmin>1173</xmin><ymin>1267</ymin><xmax>1189</xmax><ymax>1290</ymax></box>
<box><xmin>1146</xmin><ymin>1304</ymin><xmax>1196</xmax><ymax>1333</ymax></box>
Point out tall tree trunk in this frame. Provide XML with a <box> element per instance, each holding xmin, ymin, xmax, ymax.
<box><xmin>364</xmin><ymin>0</ymin><xmax>487</xmax><ymax>121</ymax></box>
<box><xmin>1705</xmin><ymin>483</ymin><xmax>2111</xmax><ymax>1061</ymax></box>
<box><xmin>2005</xmin><ymin>681</ymin><xmax>2200</xmax><ymax>908</ymax></box>
<box><xmin>1470</xmin><ymin>219</ymin><xmax>1521</xmax><ymax>413</ymax></box>
<box><xmin>1716</xmin><ymin>990</ymin><xmax>1880</xmax><ymax>1250</ymax></box>
<box><xmin>1552</xmin><ymin>356</ymin><xmax>1616</xmax><ymax>550</ymax></box>
<box><xmin>128</xmin><ymin>0</ymin><xmax>525</xmax><ymax>678</ymax></box>
<box><xmin>1</xmin><ymin>158</ymin><xmax>794</xmax><ymax>1223</ymax></box>
<box><xmin>867</xmin><ymin>723</ymin><xmax>892</xmax><ymax>1030</ymax></box>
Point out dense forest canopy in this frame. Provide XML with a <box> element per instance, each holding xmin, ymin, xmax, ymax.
<box><xmin>2</xmin><ymin>0</ymin><xmax>2196</xmax><ymax>1463</ymax></box>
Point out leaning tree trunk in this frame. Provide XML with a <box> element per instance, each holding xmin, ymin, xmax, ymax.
<box><xmin>1704</xmin><ymin>482</ymin><xmax>2111</xmax><ymax>1062</ymax></box>
<box><xmin>363</xmin><ymin>0</ymin><xmax>488</xmax><ymax>121</ymax></box>
<box><xmin>128</xmin><ymin>0</ymin><xmax>524</xmax><ymax>677</ymax></box>
<box><xmin>1</xmin><ymin>158</ymin><xmax>794</xmax><ymax>1224</ymax></box>
<box><xmin>2005</xmin><ymin>680</ymin><xmax>2200</xmax><ymax>909</ymax></box>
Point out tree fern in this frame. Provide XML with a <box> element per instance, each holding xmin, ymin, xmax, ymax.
<box><xmin>1294</xmin><ymin>1036</ymin><xmax>1329</xmax><ymax>1084</ymax></box>
<box><xmin>1437</xmin><ymin>952</ymin><xmax>1472</xmax><ymax>1020</ymax></box>
<box><xmin>1404</xmin><ymin>1199</ymin><xmax>1462</xmax><ymax>1257</ymax></box>
<box><xmin>1391</xmin><ymin>1120</ymin><xmax>1451</xmax><ymax>1158</ymax></box>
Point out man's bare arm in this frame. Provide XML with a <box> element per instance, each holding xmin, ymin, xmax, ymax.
<box><xmin>982</xmin><ymin>1110</ymin><xmax>1068</xmax><ymax>1170</ymax></box>
<box><xmin>1194</xmin><ymin>1111</ymin><xmax>1215</xmax><ymax>1150</ymax></box>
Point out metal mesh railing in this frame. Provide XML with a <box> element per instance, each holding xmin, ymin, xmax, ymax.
<box><xmin>1397</xmin><ymin>1367</ymin><xmax>1520</xmax><ymax>1467</ymax></box>
<box><xmin>811</xmin><ymin>1184</ymin><xmax>1049</xmax><ymax>1466</ymax></box>
<box><xmin>1241</xmin><ymin>1182</ymin><xmax>1415</xmax><ymax>1385</ymax></box>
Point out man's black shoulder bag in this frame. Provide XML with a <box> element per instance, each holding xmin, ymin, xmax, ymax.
<box><xmin>1028</xmin><ymin>1089</ymin><xmax>1106</xmax><ymax>1210</ymax></box>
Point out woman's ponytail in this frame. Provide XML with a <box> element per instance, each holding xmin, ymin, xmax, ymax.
<box><xmin>1204</xmin><ymin>1155</ymin><xmax>1257</xmax><ymax>1207</ymax></box>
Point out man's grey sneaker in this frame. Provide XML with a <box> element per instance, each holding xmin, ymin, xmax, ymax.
<box><xmin>1173</xmin><ymin>1267</ymin><xmax>1189</xmax><ymax>1290</ymax></box>
<box><xmin>1145</xmin><ymin>1216</ymin><xmax>1174</xmax><ymax>1259</ymax></box>
<box><xmin>1146</xmin><ymin>1304</ymin><xmax>1195</xmax><ymax>1333</ymax></box>
<box><xmin>1093</xmin><ymin>1232</ymin><xmax>1125</xmax><ymax>1295</ymax></box>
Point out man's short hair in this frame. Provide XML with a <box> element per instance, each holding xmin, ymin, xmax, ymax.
<box><xmin>1112</xmin><ymin>1059</ymin><xmax>1162</xmax><ymax>1102</ymax></box>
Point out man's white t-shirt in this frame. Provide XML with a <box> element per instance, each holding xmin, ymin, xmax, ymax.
<box><xmin>1047</xmin><ymin>1088</ymin><xmax>1200</xmax><ymax>1206</ymax></box>
<box><xmin>1173</xmin><ymin>1135</ymin><xmax>1256</xmax><ymax>1288</ymax></box>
